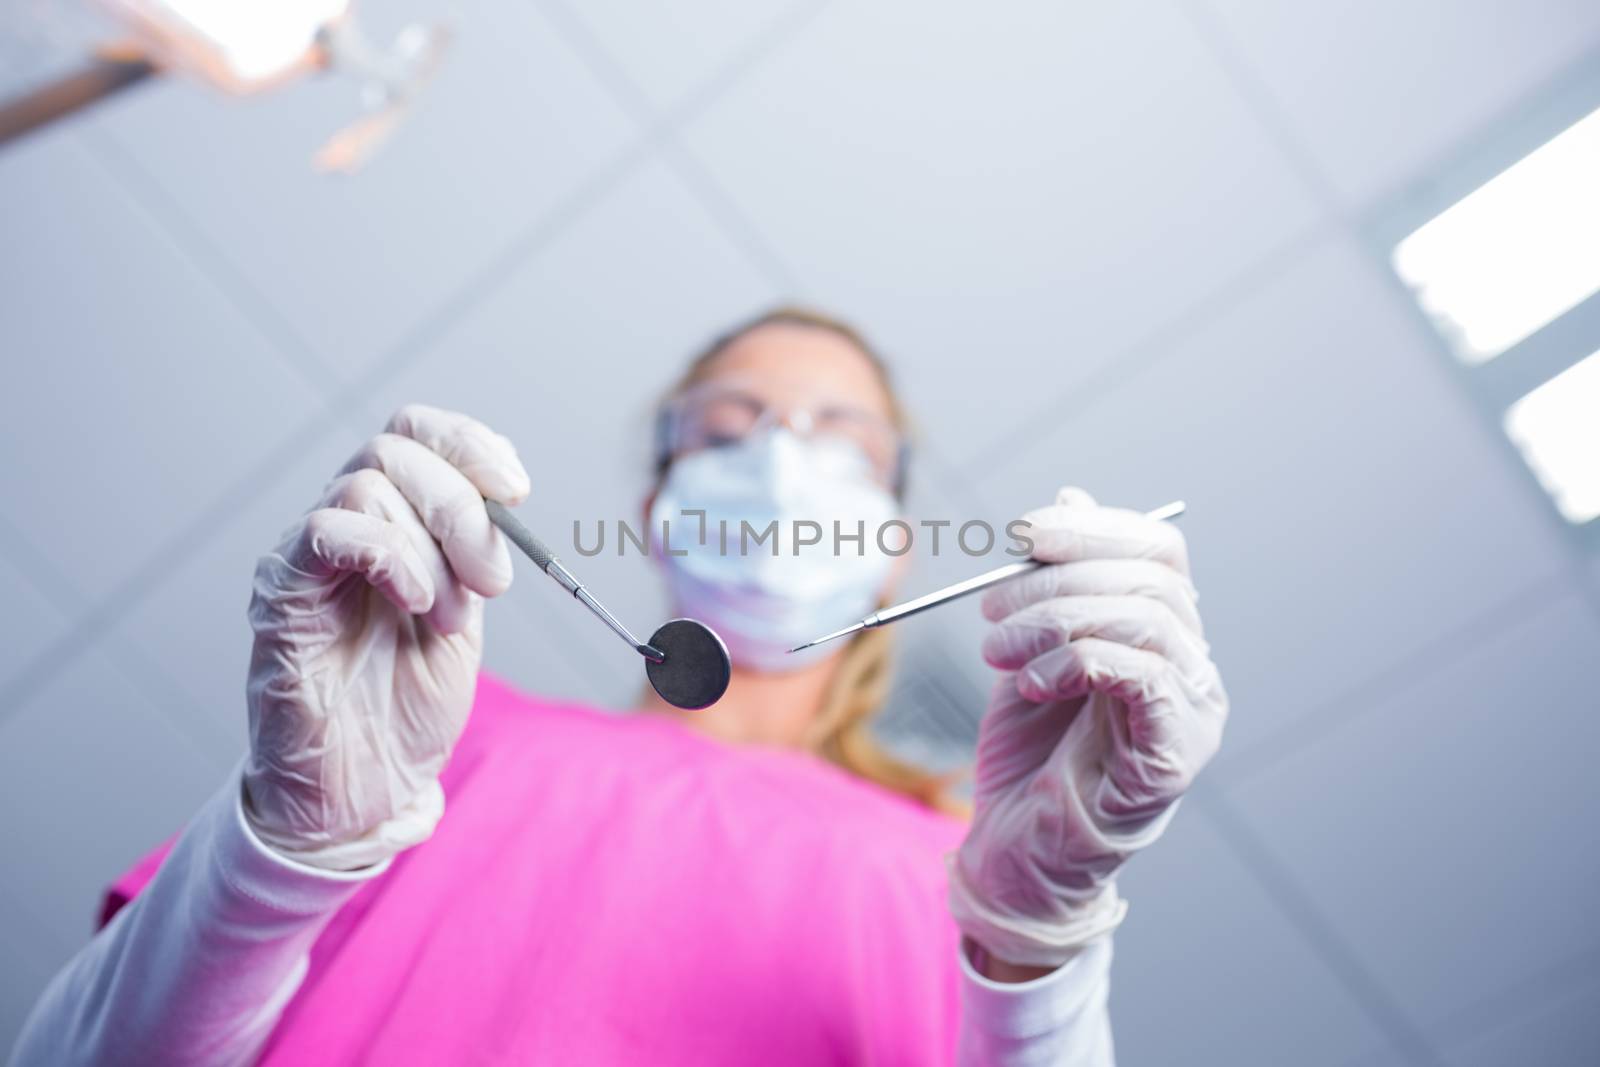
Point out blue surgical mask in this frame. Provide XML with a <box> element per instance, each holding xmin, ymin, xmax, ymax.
<box><xmin>650</xmin><ymin>430</ymin><xmax>899</xmax><ymax>673</ymax></box>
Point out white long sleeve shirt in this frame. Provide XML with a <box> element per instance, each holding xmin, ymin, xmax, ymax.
<box><xmin>10</xmin><ymin>771</ymin><xmax>1114</xmax><ymax>1066</ymax></box>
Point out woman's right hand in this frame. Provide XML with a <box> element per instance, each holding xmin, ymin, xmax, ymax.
<box><xmin>242</xmin><ymin>405</ymin><xmax>530</xmax><ymax>870</ymax></box>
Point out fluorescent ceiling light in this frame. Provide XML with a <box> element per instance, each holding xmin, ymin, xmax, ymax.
<box><xmin>1392</xmin><ymin>105</ymin><xmax>1600</xmax><ymax>365</ymax></box>
<box><xmin>1503</xmin><ymin>347</ymin><xmax>1600</xmax><ymax>524</ymax></box>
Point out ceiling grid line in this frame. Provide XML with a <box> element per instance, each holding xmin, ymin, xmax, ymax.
<box><xmin>1177</xmin><ymin>0</ymin><xmax>1351</xmax><ymax>218</ymax></box>
<box><xmin>1193</xmin><ymin>787</ymin><xmax>1447</xmax><ymax>1066</ymax></box>
<box><xmin>0</xmin><ymin>502</ymin><xmax>242</xmax><ymax>765</ymax></box>
<box><xmin>0</xmin><ymin>402</ymin><xmax>350</xmax><ymax>731</ymax></box>
<box><xmin>0</xmin><ymin>141</ymin><xmax>648</xmax><ymax>734</ymax></box>
<box><xmin>532</xmin><ymin>0</ymin><xmax>822</xmax><ymax>298</ymax></box>
<box><xmin>1150</xmin><ymin>11</ymin><xmax>1594</xmax><ymax>1053</ymax></box>
<box><xmin>1217</xmin><ymin>569</ymin><xmax>1572</xmax><ymax>784</ymax></box>
<box><xmin>526</xmin><ymin>0</ymin><xmax>1039</xmax><ymax>749</ymax></box>
<box><xmin>333</xmin><ymin>0</ymin><xmax>838</xmax><ymax>416</ymax></box>
<box><xmin>74</xmin><ymin>125</ymin><xmax>346</xmax><ymax>396</ymax></box>
<box><xmin>960</xmin><ymin>216</ymin><xmax>1330</xmax><ymax>480</ymax></box>
<box><xmin>1168</xmin><ymin>0</ymin><xmax>1600</xmax><ymax>997</ymax></box>
<box><xmin>1179</xmin><ymin>0</ymin><xmax>1600</xmax><ymax>637</ymax></box>
<box><xmin>1425</xmin><ymin>943</ymin><xmax>1600</xmax><ymax>1058</ymax></box>
<box><xmin>0</xmin><ymin>0</ymin><xmax>847</xmax><ymax>736</ymax></box>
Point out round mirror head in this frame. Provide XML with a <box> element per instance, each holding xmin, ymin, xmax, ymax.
<box><xmin>645</xmin><ymin>618</ymin><xmax>731</xmax><ymax>710</ymax></box>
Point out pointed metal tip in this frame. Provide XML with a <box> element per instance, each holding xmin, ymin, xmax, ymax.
<box><xmin>788</xmin><ymin>622</ymin><xmax>865</xmax><ymax>653</ymax></box>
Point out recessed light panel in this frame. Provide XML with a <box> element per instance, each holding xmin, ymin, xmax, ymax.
<box><xmin>1393</xmin><ymin>106</ymin><xmax>1600</xmax><ymax>365</ymax></box>
<box><xmin>1504</xmin><ymin>348</ymin><xmax>1600</xmax><ymax>524</ymax></box>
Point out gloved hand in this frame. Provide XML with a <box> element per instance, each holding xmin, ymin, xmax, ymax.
<box><xmin>243</xmin><ymin>404</ymin><xmax>530</xmax><ymax>870</ymax></box>
<box><xmin>949</xmin><ymin>487</ymin><xmax>1228</xmax><ymax>969</ymax></box>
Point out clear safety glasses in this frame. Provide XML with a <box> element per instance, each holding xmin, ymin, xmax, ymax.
<box><xmin>656</xmin><ymin>379</ymin><xmax>910</xmax><ymax>493</ymax></box>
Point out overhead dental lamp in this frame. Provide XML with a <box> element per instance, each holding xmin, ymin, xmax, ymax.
<box><xmin>0</xmin><ymin>0</ymin><xmax>450</xmax><ymax>173</ymax></box>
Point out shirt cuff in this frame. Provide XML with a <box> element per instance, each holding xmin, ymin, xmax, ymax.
<box><xmin>212</xmin><ymin>765</ymin><xmax>391</xmax><ymax>919</ymax></box>
<box><xmin>958</xmin><ymin>934</ymin><xmax>1113</xmax><ymax>1041</ymax></box>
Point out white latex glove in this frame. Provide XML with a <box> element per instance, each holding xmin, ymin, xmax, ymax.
<box><xmin>243</xmin><ymin>405</ymin><xmax>530</xmax><ymax>870</ymax></box>
<box><xmin>949</xmin><ymin>487</ymin><xmax>1228</xmax><ymax>969</ymax></box>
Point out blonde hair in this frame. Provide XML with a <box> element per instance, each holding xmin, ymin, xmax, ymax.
<box><xmin>657</xmin><ymin>306</ymin><xmax>963</xmax><ymax>816</ymax></box>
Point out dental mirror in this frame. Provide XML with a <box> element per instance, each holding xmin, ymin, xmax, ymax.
<box><xmin>644</xmin><ymin>619</ymin><xmax>732</xmax><ymax>711</ymax></box>
<box><xmin>485</xmin><ymin>501</ymin><xmax>731</xmax><ymax>710</ymax></box>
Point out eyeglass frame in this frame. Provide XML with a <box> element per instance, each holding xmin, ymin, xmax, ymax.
<box><xmin>653</xmin><ymin>381</ymin><xmax>912</xmax><ymax>498</ymax></box>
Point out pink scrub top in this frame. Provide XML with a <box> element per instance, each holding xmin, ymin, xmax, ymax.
<box><xmin>103</xmin><ymin>674</ymin><xmax>969</xmax><ymax>1065</ymax></box>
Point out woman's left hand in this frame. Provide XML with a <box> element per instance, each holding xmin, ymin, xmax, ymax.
<box><xmin>949</xmin><ymin>487</ymin><xmax>1228</xmax><ymax>971</ymax></box>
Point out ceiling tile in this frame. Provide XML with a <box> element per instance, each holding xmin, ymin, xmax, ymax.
<box><xmin>80</xmin><ymin>0</ymin><xmax>638</xmax><ymax>377</ymax></box>
<box><xmin>1224</xmin><ymin>587</ymin><xmax>1600</xmax><ymax>1028</ymax></box>
<box><xmin>103</xmin><ymin>424</ymin><xmax>363</xmax><ymax>769</ymax></box>
<box><xmin>0</xmin><ymin>548</ymin><xmax>71</xmax><ymax>691</ymax></box>
<box><xmin>1111</xmin><ymin>803</ymin><xmax>1394</xmax><ymax>1065</ymax></box>
<box><xmin>1442</xmin><ymin>964</ymin><xmax>1600</xmax><ymax>1067</ymax></box>
<box><xmin>0</xmin><ymin>877</ymin><xmax>76</xmax><ymax>1054</ymax></box>
<box><xmin>968</xmin><ymin>233</ymin><xmax>1570</xmax><ymax>759</ymax></box>
<box><xmin>1336</xmin><ymin>1051</ymin><xmax>1411</xmax><ymax>1067</ymax></box>
<box><xmin>555</xmin><ymin>0</ymin><xmax>805</xmax><ymax>113</ymax></box>
<box><xmin>0</xmin><ymin>652</ymin><xmax>218</xmax><ymax>952</ymax></box>
<box><xmin>0</xmin><ymin>3</ymin><xmax>114</xmax><ymax>101</ymax></box>
<box><xmin>0</xmin><ymin>131</ymin><xmax>324</xmax><ymax>596</ymax></box>
<box><xmin>681</xmin><ymin>0</ymin><xmax>1322</xmax><ymax>464</ymax></box>
<box><xmin>1198</xmin><ymin>0</ymin><xmax>1600</xmax><ymax>207</ymax></box>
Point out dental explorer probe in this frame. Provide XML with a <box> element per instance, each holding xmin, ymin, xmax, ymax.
<box><xmin>788</xmin><ymin>500</ymin><xmax>1186</xmax><ymax>654</ymax></box>
<box><xmin>485</xmin><ymin>501</ymin><xmax>733</xmax><ymax>710</ymax></box>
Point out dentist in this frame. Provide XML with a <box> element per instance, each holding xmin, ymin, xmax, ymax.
<box><xmin>14</xmin><ymin>307</ymin><xmax>1227</xmax><ymax>1066</ymax></box>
